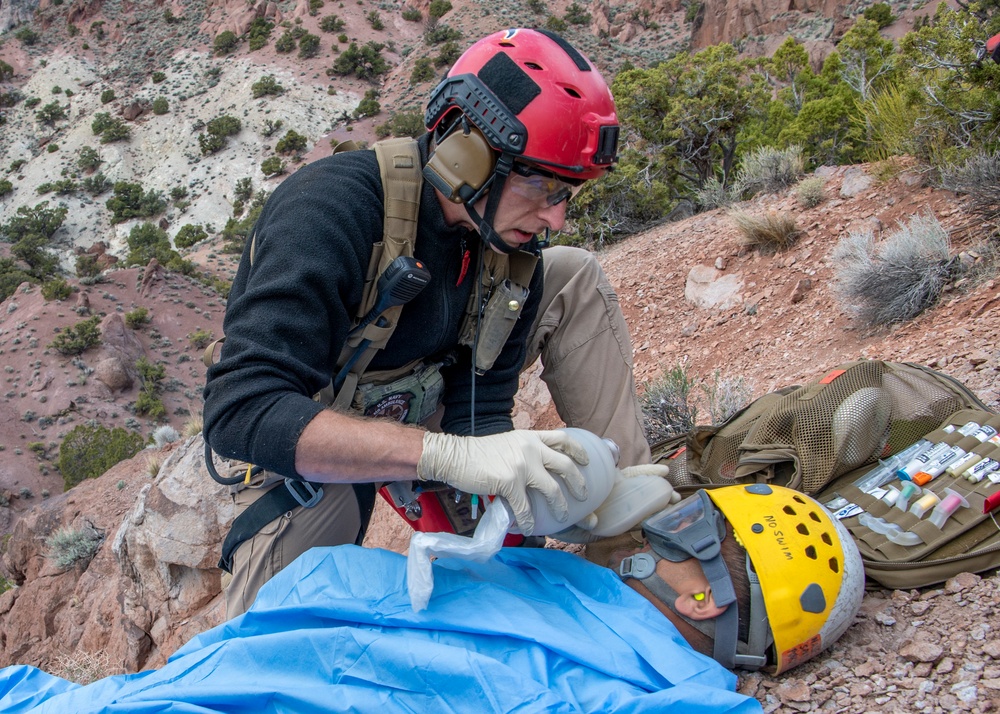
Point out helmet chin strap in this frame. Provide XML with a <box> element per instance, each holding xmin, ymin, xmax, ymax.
<box><xmin>465</xmin><ymin>153</ymin><xmax>518</xmax><ymax>255</ymax></box>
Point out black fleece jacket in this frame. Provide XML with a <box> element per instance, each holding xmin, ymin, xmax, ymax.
<box><xmin>202</xmin><ymin>135</ymin><xmax>544</xmax><ymax>479</ymax></box>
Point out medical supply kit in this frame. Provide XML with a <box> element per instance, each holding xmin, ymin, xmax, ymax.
<box><xmin>653</xmin><ymin>360</ymin><xmax>1000</xmax><ymax>589</ymax></box>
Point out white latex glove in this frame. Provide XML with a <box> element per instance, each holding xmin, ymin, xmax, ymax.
<box><xmin>552</xmin><ymin>463</ymin><xmax>679</xmax><ymax>544</ymax></box>
<box><xmin>417</xmin><ymin>430</ymin><xmax>590</xmax><ymax>535</ymax></box>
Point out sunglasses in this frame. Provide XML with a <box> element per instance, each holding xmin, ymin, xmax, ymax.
<box><xmin>508</xmin><ymin>162</ymin><xmax>585</xmax><ymax>207</ymax></box>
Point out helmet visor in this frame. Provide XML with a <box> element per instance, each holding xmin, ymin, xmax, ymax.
<box><xmin>642</xmin><ymin>489</ymin><xmax>728</xmax><ymax>564</ymax></box>
<box><xmin>509</xmin><ymin>162</ymin><xmax>584</xmax><ymax>207</ymax></box>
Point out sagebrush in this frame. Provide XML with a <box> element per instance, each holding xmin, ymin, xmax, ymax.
<box><xmin>45</xmin><ymin>524</ymin><xmax>103</xmax><ymax>569</ymax></box>
<box><xmin>833</xmin><ymin>213</ymin><xmax>956</xmax><ymax>328</ymax></box>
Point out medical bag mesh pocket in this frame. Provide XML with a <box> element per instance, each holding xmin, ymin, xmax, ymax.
<box><xmin>677</xmin><ymin>360</ymin><xmax>990</xmax><ymax>494</ymax></box>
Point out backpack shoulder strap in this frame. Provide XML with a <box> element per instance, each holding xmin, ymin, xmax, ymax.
<box><xmin>327</xmin><ymin>137</ymin><xmax>423</xmax><ymax>408</ymax></box>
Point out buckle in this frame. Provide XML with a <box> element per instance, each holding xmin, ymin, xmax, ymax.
<box><xmin>618</xmin><ymin>552</ymin><xmax>656</xmax><ymax>580</ymax></box>
<box><xmin>284</xmin><ymin>478</ymin><xmax>323</xmax><ymax>508</ymax></box>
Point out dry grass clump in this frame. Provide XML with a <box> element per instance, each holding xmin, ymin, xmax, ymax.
<box><xmin>183</xmin><ymin>416</ymin><xmax>204</xmax><ymax>437</ymax></box>
<box><xmin>796</xmin><ymin>177</ymin><xmax>827</xmax><ymax>208</ymax></box>
<box><xmin>833</xmin><ymin>213</ymin><xmax>956</xmax><ymax>328</ymax></box>
<box><xmin>52</xmin><ymin>650</ymin><xmax>122</xmax><ymax>684</ymax></box>
<box><xmin>730</xmin><ymin>209</ymin><xmax>801</xmax><ymax>253</ymax></box>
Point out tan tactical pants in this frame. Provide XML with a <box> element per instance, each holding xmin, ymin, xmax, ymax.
<box><xmin>224</xmin><ymin>245</ymin><xmax>649</xmax><ymax>617</ymax></box>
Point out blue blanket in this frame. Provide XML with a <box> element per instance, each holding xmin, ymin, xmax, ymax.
<box><xmin>0</xmin><ymin>546</ymin><xmax>761</xmax><ymax>713</ymax></box>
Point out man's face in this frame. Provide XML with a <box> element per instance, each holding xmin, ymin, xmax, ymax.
<box><xmin>463</xmin><ymin>163</ymin><xmax>585</xmax><ymax>251</ymax></box>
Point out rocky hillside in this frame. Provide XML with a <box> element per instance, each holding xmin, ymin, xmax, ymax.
<box><xmin>1</xmin><ymin>162</ymin><xmax>999</xmax><ymax>711</ymax></box>
<box><xmin>1</xmin><ymin>0</ymin><xmax>999</xmax><ymax>710</ymax></box>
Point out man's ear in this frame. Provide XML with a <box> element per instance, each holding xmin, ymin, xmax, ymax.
<box><xmin>673</xmin><ymin>588</ymin><xmax>729</xmax><ymax>621</ymax></box>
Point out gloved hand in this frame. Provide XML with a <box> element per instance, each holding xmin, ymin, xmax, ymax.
<box><xmin>417</xmin><ymin>430</ymin><xmax>590</xmax><ymax>535</ymax></box>
<box><xmin>552</xmin><ymin>463</ymin><xmax>679</xmax><ymax>544</ymax></box>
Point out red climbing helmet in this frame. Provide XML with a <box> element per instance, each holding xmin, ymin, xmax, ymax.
<box><xmin>425</xmin><ymin>28</ymin><xmax>619</xmax><ymax>180</ymax></box>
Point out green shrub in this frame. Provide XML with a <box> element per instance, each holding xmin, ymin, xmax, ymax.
<box><xmin>320</xmin><ymin>14</ymin><xmax>346</xmax><ymax>32</ymax></box>
<box><xmin>151</xmin><ymin>71</ymin><xmax>166</xmax><ymax>83</ymax></box>
<box><xmin>252</xmin><ymin>74</ymin><xmax>284</xmax><ymax>98</ymax></box>
<box><xmin>694</xmin><ymin>177</ymin><xmax>738</xmax><ymax>210</ymax></box>
<box><xmin>49</xmin><ymin>315</ymin><xmax>101</xmax><ymax>355</ymax></box>
<box><xmin>410</xmin><ymin>57</ymin><xmax>435</xmax><ymax>84</ymax></box>
<box><xmin>24</xmin><ymin>96</ymin><xmax>41</xmax><ymax>109</ymax></box>
<box><xmin>15</xmin><ymin>27</ymin><xmax>40</xmax><ymax>45</ymax></box>
<box><xmin>214</xmin><ymin>30</ymin><xmax>239</xmax><ymax>56</ymax></box>
<box><xmin>135</xmin><ymin>356</ymin><xmax>166</xmax><ymax>419</ymax></box>
<box><xmin>59</xmin><ymin>423</ymin><xmax>146</xmax><ymax>489</ymax></box>
<box><xmin>0</xmin><ymin>59</ymin><xmax>12</xmax><ymax>81</ymax></box>
<box><xmin>174</xmin><ymin>223</ymin><xmax>207</xmax><ymax>248</ymax></box>
<box><xmin>261</xmin><ymin>156</ymin><xmax>285</xmax><ymax>176</ymax></box>
<box><xmin>106</xmin><ymin>181</ymin><xmax>166</xmax><ymax>223</ymax></box>
<box><xmin>78</xmin><ymin>145</ymin><xmax>101</xmax><ymax>171</ymax></box>
<box><xmin>424</xmin><ymin>24</ymin><xmax>461</xmax><ymax>45</ymax></box>
<box><xmin>124</xmin><ymin>306</ymin><xmax>150</xmax><ymax>329</ymax></box>
<box><xmin>298</xmin><ymin>32</ymin><xmax>321</xmax><ymax>58</ymax></box>
<box><xmin>353</xmin><ymin>90</ymin><xmax>380</xmax><ymax>119</ymax></box>
<box><xmin>366</xmin><ymin>11</ymin><xmax>384</xmax><ymax>30</ymax></box>
<box><xmin>100</xmin><ymin>89</ymin><xmax>115</xmax><ymax>104</ymax></box>
<box><xmin>401</xmin><ymin>7</ymin><xmax>421</xmax><ymax>21</ymax></box>
<box><xmin>261</xmin><ymin>118</ymin><xmax>283</xmax><ymax>137</ymax></box>
<box><xmin>275</xmin><ymin>129</ymin><xmax>308</xmax><ymax>154</ymax></box>
<box><xmin>377</xmin><ymin>110</ymin><xmax>425</xmax><ymax>138</ymax></box>
<box><xmin>330</xmin><ymin>41</ymin><xmax>390</xmax><ymax>79</ymax></box>
<box><xmin>544</xmin><ymin>15</ymin><xmax>567</xmax><ymax>32</ymax></box>
<box><xmin>0</xmin><ymin>179</ymin><xmax>12</xmax><ymax>197</ymax></box>
<box><xmin>863</xmin><ymin>2</ymin><xmax>896</xmax><ymax>29</ymax></box>
<box><xmin>124</xmin><ymin>221</ymin><xmax>173</xmax><ymax>266</ymax></box>
<box><xmin>46</xmin><ymin>143</ymin><xmax>60</xmax><ymax>153</ymax></box>
<box><xmin>208</xmin><ymin>114</ymin><xmax>241</xmax><ymax>137</ymax></box>
<box><xmin>308</xmin><ymin>0</ymin><xmax>324</xmax><ymax>14</ymax></box>
<box><xmin>75</xmin><ymin>253</ymin><xmax>101</xmax><ymax>278</ymax></box>
<box><xmin>81</xmin><ymin>172</ymin><xmax>111</xmax><ymax>196</ymax></box>
<box><xmin>151</xmin><ymin>97</ymin><xmax>169</xmax><ymax>115</ymax></box>
<box><xmin>94</xmin><ymin>114</ymin><xmax>130</xmax><ymax>143</ymax></box>
<box><xmin>275</xmin><ymin>31</ymin><xmax>296</xmax><ymax>53</ymax></box>
<box><xmin>198</xmin><ymin>132</ymin><xmax>225</xmax><ymax>155</ymax></box>
<box><xmin>564</xmin><ymin>2</ymin><xmax>591</xmax><ymax>24</ymax></box>
<box><xmin>428</xmin><ymin>0</ymin><xmax>452</xmax><ymax>18</ymax></box>
<box><xmin>247</xmin><ymin>17</ymin><xmax>274</xmax><ymax>50</ymax></box>
<box><xmin>188</xmin><ymin>328</ymin><xmax>213</xmax><ymax>349</ymax></box>
<box><xmin>41</xmin><ymin>277</ymin><xmax>72</xmax><ymax>301</ymax></box>
<box><xmin>833</xmin><ymin>214</ymin><xmax>956</xmax><ymax>328</ymax></box>
<box><xmin>45</xmin><ymin>525</ymin><xmax>103</xmax><ymax>569</ymax></box>
<box><xmin>36</xmin><ymin>101</ymin><xmax>67</xmax><ymax>125</ymax></box>
<box><xmin>434</xmin><ymin>40</ymin><xmax>461</xmax><ymax>68</ymax></box>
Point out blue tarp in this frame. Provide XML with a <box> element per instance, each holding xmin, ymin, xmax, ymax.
<box><xmin>0</xmin><ymin>546</ymin><xmax>762</xmax><ymax>713</ymax></box>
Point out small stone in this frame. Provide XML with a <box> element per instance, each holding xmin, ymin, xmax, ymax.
<box><xmin>874</xmin><ymin>611</ymin><xmax>896</xmax><ymax>626</ymax></box>
<box><xmin>946</xmin><ymin>572</ymin><xmax>981</xmax><ymax>592</ymax></box>
<box><xmin>776</xmin><ymin>679</ymin><xmax>811</xmax><ymax>703</ymax></box>
<box><xmin>984</xmin><ymin>641</ymin><xmax>1000</xmax><ymax>659</ymax></box>
<box><xmin>900</xmin><ymin>641</ymin><xmax>944</xmax><ymax>663</ymax></box>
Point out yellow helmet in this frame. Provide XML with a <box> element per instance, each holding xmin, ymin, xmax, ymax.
<box><xmin>707</xmin><ymin>484</ymin><xmax>865</xmax><ymax>673</ymax></box>
<box><xmin>625</xmin><ymin>484</ymin><xmax>864</xmax><ymax>674</ymax></box>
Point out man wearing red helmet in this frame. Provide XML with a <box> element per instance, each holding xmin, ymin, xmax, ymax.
<box><xmin>205</xmin><ymin>29</ymin><xmax>674</xmax><ymax>616</ymax></box>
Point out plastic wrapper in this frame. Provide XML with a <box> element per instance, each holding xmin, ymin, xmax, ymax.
<box><xmin>407</xmin><ymin>497</ymin><xmax>515</xmax><ymax>611</ymax></box>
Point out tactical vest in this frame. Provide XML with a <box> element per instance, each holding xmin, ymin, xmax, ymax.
<box><xmin>206</xmin><ymin>137</ymin><xmax>539</xmax><ymax>418</ymax></box>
